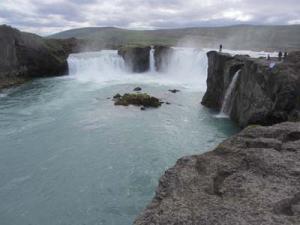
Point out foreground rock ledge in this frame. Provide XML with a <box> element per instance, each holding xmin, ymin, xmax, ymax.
<box><xmin>134</xmin><ymin>122</ymin><xmax>300</xmax><ymax>225</ymax></box>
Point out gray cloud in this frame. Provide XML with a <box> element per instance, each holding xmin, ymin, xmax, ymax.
<box><xmin>0</xmin><ymin>0</ymin><xmax>299</xmax><ymax>35</ymax></box>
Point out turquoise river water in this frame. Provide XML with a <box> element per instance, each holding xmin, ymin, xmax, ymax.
<box><xmin>0</xmin><ymin>49</ymin><xmax>239</xmax><ymax>225</ymax></box>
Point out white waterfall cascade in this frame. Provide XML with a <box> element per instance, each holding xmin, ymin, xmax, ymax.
<box><xmin>67</xmin><ymin>48</ymin><xmax>208</xmax><ymax>90</ymax></box>
<box><xmin>163</xmin><ymin>47</ymin><xmax>208</xmax><ymax>91</ymax></box>
<box><xmin>68</xmin><ymin>50</ymin><xmax>127</xmax><ymax>82</ymax></box>
<box><xmin>149</xmin><ymin>46</ymin><xmax>156</xmax><ymax>73</ymax></box>
<box><xmin>220</xmin><ymin>70</ymin><xmax>241</xmax><ymax>116</ymax></box>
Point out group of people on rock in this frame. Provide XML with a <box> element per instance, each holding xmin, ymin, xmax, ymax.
<box><xmin>278</xmin><ymin>51</ymin><xmax>288</xmax><ymax>61</ymax></box>
<box><xmin>267</xmin><ymin>51</ymin><xmax>288</xmax><ymax>61</ymax></box>
<box><xmin>218</xmin><ymin>44</ymin><xmax>288</xmax><ymax>62</ymax></box>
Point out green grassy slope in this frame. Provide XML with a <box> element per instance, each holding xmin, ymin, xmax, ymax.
<box><xmin>49</xmin><ymin>25</ymin><xmax>300</xmax><ymax>51</ymax></box>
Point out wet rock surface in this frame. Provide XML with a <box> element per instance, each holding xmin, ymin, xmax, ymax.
<box><xmin>202</xmin><ymin>51</ymin><xmax>300</xmax><ymax>127</ymax></box>
<box><xmin>134</xmin><ymin>122</ymin><xmax>300</xmax><ymax>225</ymax></box>
<box><xmin>168</xmin><ymin>89</ymin><xmax>180</xmax><ymax>93</ymax></box>
<box><xmin>118</xmin><ymin>46</ymin><xmax>151</xmax><ymax>73</ymax></box>
<box><xmin>113</xmin><ymin>93</ymin><xmax>162</xmax><ymax>108</ymax></box>
<box><xmin>133</xmin><ymin>87</ymin><xmax>142</xmax><ymax>91</ymax></box>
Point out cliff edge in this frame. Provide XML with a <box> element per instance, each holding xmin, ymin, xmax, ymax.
<box><xmin>134</xmin><ymin>122</ymin><xmax>300</xmax><ymax>225</ymax></box>
<box><xmin>0</xmin><ymin>25</ymin><xmax>81</xmax><ymax>89</ymax></box>
<box><xmin>202</xmin><ymin>51</ymin><xmax>300</xmax><ymax>127</ymax></box>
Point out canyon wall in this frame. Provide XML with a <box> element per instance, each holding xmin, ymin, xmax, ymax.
<box><xmin>202</xmin><ymin>51</ymin><xmax>300</xmax><ymax>127</ymax></box>
<box><xmin>118</xmin><ymin>46</ymin><xmax>151</xmax><ymax>73</ymax></box>
<box><xmin>0</xmin><ymin>25</ymin><xmax>87</xmax><ymax>89</ymax></box>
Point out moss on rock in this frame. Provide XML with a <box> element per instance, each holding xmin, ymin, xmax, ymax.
<box><xmin>113</xmin><ymin>93</ymin><xmax>162</xmax><ymax>108</ymax></box>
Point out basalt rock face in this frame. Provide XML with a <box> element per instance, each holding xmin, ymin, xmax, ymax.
<box><xmin>134</xmin><ymin>122</ymin><xmax>300</xmax><ymax>225</ymax></box>
<box><xmin>0</xmin><ymin>25</ymin><xmax>73</xmax><ymax>87</ymax></box>
<box><xmin>202</xmin><ymin>51</ymin><xmax>300</xmax><ymax>127</ymax></box>
<box><xmin>118</xmin><ymin>47</ymin><xmax>151</xmax><ymax>73</ymax></box>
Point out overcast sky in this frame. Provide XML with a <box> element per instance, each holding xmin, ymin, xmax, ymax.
<box><xmin>0</xmin><ymin>0</ymin><xmax>300</xmax><ymax>35</ymax></box>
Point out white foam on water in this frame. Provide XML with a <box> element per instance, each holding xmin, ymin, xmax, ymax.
<box><xmin>0</xmin><ymin>93</ymin><xmax>8</xmax><ymax>98</ymax></box>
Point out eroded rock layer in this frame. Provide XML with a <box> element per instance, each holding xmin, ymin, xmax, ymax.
<box><xmin>202</xmin><ymin>51</ymin><xmax>300</xmax><ymax>127</ymax></box>
<box><xmin>134</xmin><ymin>122</ymin><xmax>300</xmax><ymax>225</ymax></box>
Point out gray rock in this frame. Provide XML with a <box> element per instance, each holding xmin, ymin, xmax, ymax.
<box><xmin>202</xmin><ymin>51</ymin><xmax>300</xmax><ymax>127</ymax></box>
<box><xmin>168</xmin><ymin>89</ymin><xmax>180</xmax><ymax>94</ymax></box>
<box><xmin>118</xmin><ymin>46</ymin><xmax>151</xmax><ymax>73</ymax></box>
<box><xmin>134</xmin><ymin>122</ymin><xmax>300</xmax><ymax>225</ymax></box>
<box><xmin>114</xmin><ymin>93</ymin><xmax>162</xmax><ymax>108</ymax></box>
<box><xmin>134</xmin><ymin>87</ymin><xmax>142</xmax><ymax>91</ymax></box>
<box><xmin>113</xmin><ymin>93</ymin><xmax>122</xmax><ymax>99</ymax></box>
<box><xmin>0</xmin><ymin>25</ymin><xmax>83</xmax><ymax>89</ymax></box>
<box><xmin>0</xmin><ymin>25</ymin><xmax>67</xmax><ymax>77</ymax></box>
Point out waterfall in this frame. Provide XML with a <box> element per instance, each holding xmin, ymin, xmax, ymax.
<box><xmin>163</xmin><ymin>48</ymin><xmax>208</xmax><ymax>91</ymax></box>
<box><xmin>68</xmin><ymin>50</ymin><xmax>127</xmax><ymax>82</ymax></box>
<box><xmin>149</xmin><ymin>46</ymin><xmax>156</xmax><ymax>73</ymax></box>
<box><xmin>220</xmin><ymin>70</ymin><xmax>241</xmax><ymax>116</ymax></box>
<box><xmin>67</xmin><ymin>48</ymin><xmax>208</xmax><ymax>90</ymax></box>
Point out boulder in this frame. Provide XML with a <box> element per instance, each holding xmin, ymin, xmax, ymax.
<box><xmin>134</xmin><ymin>122</ymin><xmax>300</xmax><ymax>225</ymax></box>
<box><xmin>113</xmin><ymin>93</ymin><xmax>162</xmax><ymax>108</ymax></box>
<box><xmin>113</xmin><ymin>93</ymin><xmax>122</xmax><ymax>99</ymax></box>
<box><xmin>168</xmin><ymin>89</ymin><xmax>180</xmax><ymax>93</ymax></box>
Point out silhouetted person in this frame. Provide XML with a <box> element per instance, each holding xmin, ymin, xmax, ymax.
<box><xmin>267</xmin><ymin>54</ymin><xmax>271</xmax><ymax>60</ymax></box>
<box><xmin>278</xmin><ymin>51</ymin><xmax>283</xmax><ymax>61</ymax></box>
<box><xmin>219</xmin><ymin>44</ymin><xmax>223</xmax><ymax>52</ymax></box>
<box><xmin>284</xmin><ymin>52</ymin><xmax>288</xmax><ymax>60</ymax></box>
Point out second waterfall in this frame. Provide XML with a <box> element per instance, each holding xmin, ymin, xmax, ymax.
<box><xmin>149</xmin><ymin>46</ymin><xmax>156</xmax><ymax>73</ymax></box>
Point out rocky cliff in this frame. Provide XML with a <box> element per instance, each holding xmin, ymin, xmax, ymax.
<box><xmin>0</xmin><ymin>25</ymin><xmax>174</xmax><ymax>89</ymax></box>
<box><xmin>134</xmin><ymin>122</ymin><xmax>300</xmax><ymax>225</ymax></box>
<box><xmin>118</xmin><ymin>46</ymin><xmax>151</xmax><ymax>73</ymax></box>
<box><xmin>117</xmin><ymin>46</ymin><xmax>173</xmax><ymax>73</ymax></box>
<box><xmin>0</xmin><ymin>25</ymin><xmax>84</xmax><ymax>89</ymax></box>
<box><xmin>202</xmin><ymin>51</ymin><xmax>300</xmax><ymax>127</ymax></box>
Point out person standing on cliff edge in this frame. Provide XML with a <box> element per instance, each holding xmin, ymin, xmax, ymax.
<box><xmin>278</xmin><ymin>51</ymin><xmax>283</xmax><ymax>61</ymax></box>
<box><xmin>219</xmin><ymin>44</ymin><xmax>223</xmax><ymax>52</ymax></box>
<box><xmin>284</xmin><ymin>52</ymin><xmax>288</xmax><ymax>61</ymax></box>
